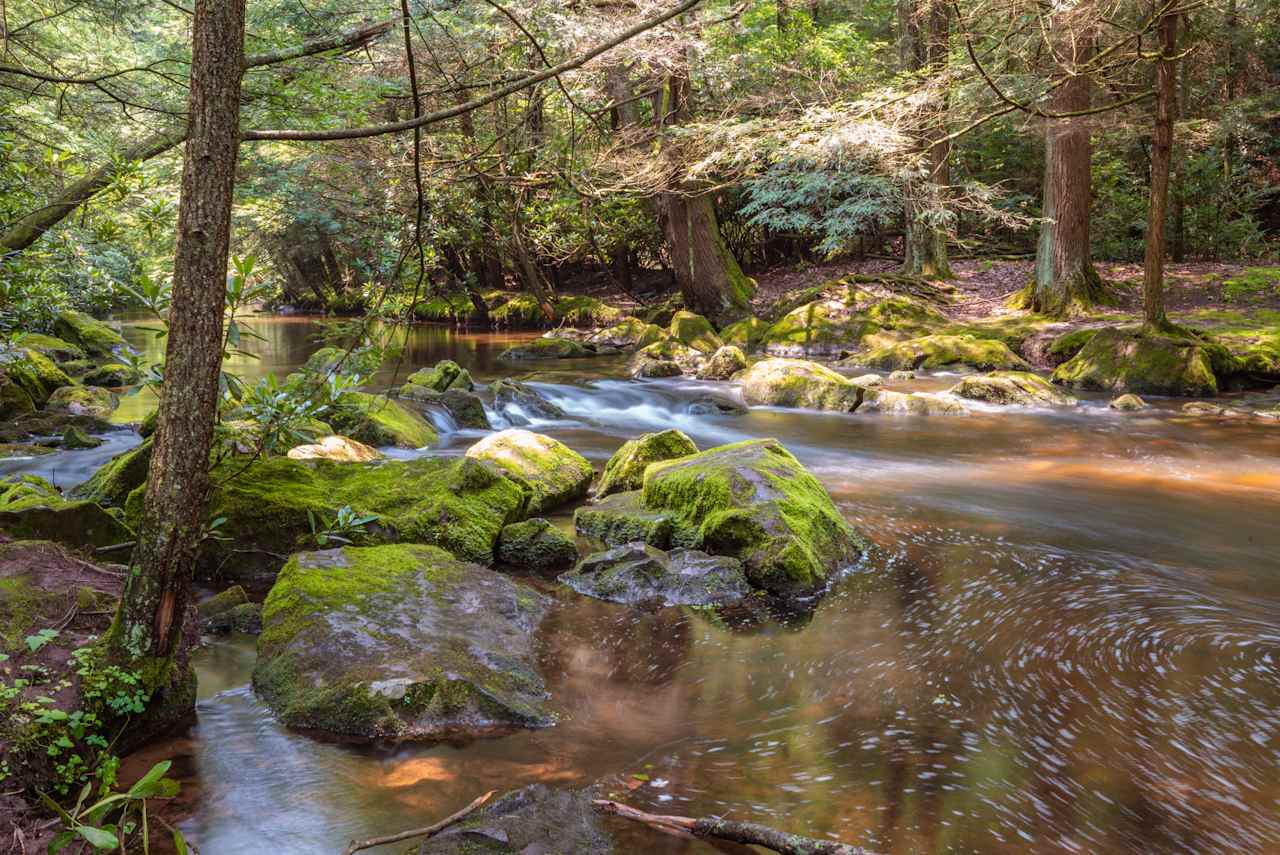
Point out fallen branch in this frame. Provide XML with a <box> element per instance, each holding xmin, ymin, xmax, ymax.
<box><xmin>593</xmin><ymin>800</ymin><xmax>870</xmax><ymax>855</ymax></box>
<box><xmin>341</xmin><ymin>790</ymin><xmax>495</xmax><ymax>855</ymax></box>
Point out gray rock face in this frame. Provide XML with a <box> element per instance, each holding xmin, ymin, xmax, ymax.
<box><xmin>490</xmin><ymin>378</ymin><xmax>565</xmax><ymax>425</ymax></box>
<box><xmin>561</xmin><ymin>543</ymin><xmax>751</xmax><ymax>606</ymax></box>
<box><xmin>574</xmin><ymin>491</ymin><xmax>673</xmax><ymax>549</ymax></box>
<box><xmin>419</xmin><ymin>785</ymin><xmax>614</xmax><ymax>854</ymax></box>
<box><xmin>253</xmin><ymin>544</ymin><xmax>553</xmax><ymax>741</ymax></box>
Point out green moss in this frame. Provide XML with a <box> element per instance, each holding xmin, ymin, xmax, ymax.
<box><xmin>0</xmin><ymin>379</ymin><xmax>36</xmax><ymax>420</ymax></box>
<box><xmin>497</xmin><ymin>337</ymin><xmax>594</xmax><ymax>361</ymax></box>
<box><xmin>198</xmin><ymin>585</ymin><xmax>250</xmax><ymax>617</ymax></box>
<box><xmin>301</xmin><ymin>345</ymin><xmax>384</xmax><ymax>378</ymax></box>
<box><xmin>1046</xmin><ymin>327</ymin><xmax>1100</xmax><ymax>362</ymax></box>
<box><xmin>761</xmin><ymin>298</ymin><xmax>879</xmax><ymax>356</ymax></box>
<box><xmin>719</xmin><ymin>316</ymin><xmax>769</xmax><ymax>352</ymax></box>
<box><xmin>405</xmin><ymin>360</ymin><xmax>468</xmax><ymax>392</ymax></box>
<box><xmin>3</xmin><ymin>348</ymin><xmax>72</xmax><ymax>407</ymax></box>
<box><xmin>596</xmin><ymin>429</ymin><xmax>699</xmax><ymax>498</ymax></box>
<box><xmin>1221</xmin><ymin>267</ymin><xmax>1280</xmax><ymax>303</ymax></box>
<box><xmin>51</xmin><ymin>310</ymin><xmax>128</xmax><ymax>356</ymax></box>
<box><xmin>13</xmin><ymin>333</ymin><xmax>84</xmax><ymax>363</ymax></box>
<box><xmin>1050</xmin><ymin>326</ymin><xmax>1236</xmax><ymax>397</ymax></box>
<box><xmin>82</xmin><ymin>363</ymin><xmax>141</xmax><ymax>387</ymax></box>
<box><xmin>73</xmin><ymin>439</ymin><xmax>152</xmax><ymax>507</ymax></box>
<box><xmin>331</xmin><ymin>392</ymin><xmax>437</xmax><ymax>448</ymax></box>
<box><xmin>588</xmin><ymin>318</ymin><xmax>666</xmax><ymax>350</ymax></box>
<box><xmin>46</xmin><ymin>384</ymin><xmax>117</xmax><ymax>418</ymax></box>
<box><xmin>949</xmin><ymin>371</ymin><xmax>1076</xmax><ymax>406</ymax></box>
<box><xmin>0</xmin><ymin>475</ymin><xmax>133</xmax><ymax>549</ymax></box>
<box><xmin>574</xmin><ymin>491</ymin><xmax>673</xmax><ymax>549</ymax></box>
<box><xmin>496</xmin><ymin>518</ymin><xmax>578</xmax><ymax>572</ymax></box>
<box><xmin>466</xmin><ymin>430</ymin><xmax>593</xmax><ymax>515</ymax></box>
<box><xmin>860</xmin><ymin>334</ymin><xmax>1031</xmax><ymax>371</ymax></box>
<box><xmin>667</xmin><ymin>311</ymin><xmax>723</xmax><ymax>354</ymax></box>
<box><xmin>739</xmin><ymin>358</ymin><xmax>864</xmax><ymax>411</ymax></box>
<box><xmin>554</xmin><ymin>295</ymin><xmax>623</xmax><ymax>328</ymax></box>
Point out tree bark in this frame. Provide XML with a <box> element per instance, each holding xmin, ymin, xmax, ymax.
<box><xmin>108</xmin><ymin>0</ymin><xmax>245</xmax><ymax>684</ymax></box>
<box><xmin>1142</xmin><ymin>6</ymin><xmax>1177</xmax><ymax>330</ymax></box>
<box><xmin>899</xmin><ymin>0</ymin><xmax>952</xmax><ymax>279</ymax></box>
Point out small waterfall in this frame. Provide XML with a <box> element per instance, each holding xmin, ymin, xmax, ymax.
<box><xmin>422</xmin><ymin>405</ymin><xmax>458</xmax><ymax>435</ymax></box>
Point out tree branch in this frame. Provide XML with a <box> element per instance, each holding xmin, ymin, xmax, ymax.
<box><xmin>341</xmin><ymin>790</ymin><xmax>495</xmax><ymax>855</ymax></box>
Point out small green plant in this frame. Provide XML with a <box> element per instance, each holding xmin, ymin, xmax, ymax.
<box><xmin>24</xmin><ymin>628</ymin><xmax>58</xmax><ymax>653</ymax></box>
<box><xmin>41</xmin><ymin>759</ymin><xmax>184</xmax><ymax>854</ymax></box>
<box><xmin>307</xmin><ymin>505</ymin><xmax>380</xmax><ymax>547</ymax></box>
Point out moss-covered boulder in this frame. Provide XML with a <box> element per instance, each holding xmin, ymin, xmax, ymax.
<box><xmin>405</xmin><ymin>359</ymin><xmax>471</xmax><ymax>392</ymax></box>
<box><xmin>46</xmin><ymin>385</ymin><xmax>118</xmax><ymax>418</ymax></box>
<box><xmin>417</xmin><ymin>785</ymin><xmax>615</xmax><ymax>855</ymax></box>
<box><xmin>490</xmin><ymin>378</ymin><xmax>565</xmax><ymax>425</ymax></box>
<box><xmin>1051</xmin><ymin>326</ymin><xmax>1238</xmax><ymax>397</ymax></box>
<box><xmin>719</xmin><ymin>316</ymin><xmax>769</xmax><ymax>352</ymax></box>
<box><xmin>0</xmin><ymin>377</ymin><xmax>36</xmax><ymax>420</ymax></box>
<box><xmin>498</xmin><ymin>337</ymin><xmax>594</xmax><ymax>361</ymax></box>
<box><xmin>949</xmin><ymin>371</ymin><xmax>1077</xmax><ymax>407</ymax></box>
<box><xmin>574</xmin><ymin>491</ymin><xmax>673</xmax><ymax>549</ymax></box>
<box><xmin>198</xmin><ymin>585</ymin><xmax>250</xmax><ymax>617</ymax></box>
<box><xmin>696</xmin><ymin>345</ymin><xmax>749</xmax><ymax>380</ymax></box>
<box><xmin>330</xmin><ymin>392</ymin><xmax>437</xmax><ymax>448</ymax></box>
<box><xmin>628</xmin><ymin>339</ymin><xmax>706</xmax><ymax>378</ymax></box>
<box><xmin>14</xmin><ymin>333</ymin><xmax>85</xmax><ymax>363</ymax></box>
<box><xmin>859</xmin><ymin>334</ymin><xmax>1031</xmax><ymax>372</ymax></box>
<box><xmin>465</xmin><ymin>430</ymin><xmax>592</xmax><ymax>514</ymax></box>
<box><xmin>400</xmin><ymin>385</ymin><xmax>490</xmax><ymax>429</ymax></box>
<box><xmin>286</xmin><ymin>435</ymin><xmax>382</xmax><ymax>462</ymax></box>
<box><xmin>2</xmin><ymin>348</ymin><xmax>73</xmax><ymax>407</ymax></box>
<box><xmin>61</xmin><ymin>425</ymin><xmax>103</xmax><ymax>449</ymax></box>
<box><xmin>300</xmin><ymin>345</ymin><xmax>384</xmax><ymax>378</ymax></box>
<box><xmin>496</xmin><ymin>518</ymin><xmax>579</xmax><ymax>572</ymax></box>
<box><xmin>588</xmin><ymin>318</ymin><xmax>666</xmax><ymax>350</ymax></box>
<box><xmin>862</xmin><ymin>389</ymin><xmax>970</xmax><ymax>415</ymax></box>
<box><xmin>561</xmin><ymin>543</ymin><xmax>750</xmax><ymax>606</ymax></box>
<box><xmin>640</xmin><ymin>439</ymin><xmax>864</xmax><ymax>595</ymax></box>
<box><xmin>0</xmin><ymin>475</ymin><xmax>132</xmax><ymax>549</ymax></box>
<box><xmin>739</xmin><ymin>358</ymin><xmax>864</xmax><ymax>412</ymax></box>
<box><xmin>82</xmin><ymin>363</ymin><xmax>141</xmax><ymax>387</ymax></box>
<box><xmin>71</xmin><ymin>439</ymin><xmax>151</xmax><ymax>507</ymax></box>
<box><xmin>0</xmin><ymin>442</ymin><xmax>54</xmax><ymax>459</ymax></box>
<box><xmin>51</xmin><ymin>310</ymin><xmax>128</xmax><ymax>356</ymax></box>
<box><xmin>595</xmin><ymin>429</ymin><xmax>698</xmax><ymax>499</ymax></box>
<box><xmin>760</xmin><ymin>287</ymin><xmax>949</xmax><ymax>357</ymax></box>
<box><xmin>667</xmin><ymin>311</ymin><xmax>723</xmax><ymax>354</ymax></box>
<box><xmin>0</xmin><ymin>411</ymin><xmax>114</xmax><ymax>443</ymax></box>
<box><xmin>204</xmin><ymin>601</ymin><xmax>262</xmax><ymax>634</ymax></box>
<box><xmin>1046</xmin><ymin>328</ymin><xmax>1100</xmax><ymax>364</ymax></box>
<box><xmin>253</xmin><ymin>543</ymin><xmax>552</xmax><ymax>741</ymax></box>
<box><xmin>1109</xmin><ymin>393</ymin><xmax>1148</xmax><ymax>411</ymax></box>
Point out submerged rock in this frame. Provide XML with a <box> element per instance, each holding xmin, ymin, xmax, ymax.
<box><xmin>574</xmin><ymin>491</ymin><xmax>673</xmax><ymax>549</ymax></box>
<box><xmin>253</xmin><ymin>544</ymin><xmax>552</xmax><ymax>741</ymax></box>
<box><xmin>595</xmin><ymin>429</ymin><xmax>698</xmax><ymax>499</ymax></box>
<box><xmin>286</xmin><ymin>434</ymin><xmax>382</xmax><ymax>462</ymax></box>
<box><xmin>498</xmin><ymin>337</ymin><xmax>594</xmax><ymax>361</ymax></box>
<box><xmin>561</xmin><ymin>543</ymin><xmax>751</xmax><ymax>606</ymax></box>
<box><xmin>949</xmin><ymin>371</ymin><xmax>1077</xmax><ymax>407</ymax></box>
<box><xmin>0</xmin><ymin>475</ymin><xmax>132</xmax><ymax>550</ymax></box>
<box><xmin>740</xmin><ymin>358</ymin><xmax>864</xmax><ymax>412</ymax></box>
<box><xmin>465</xmin><ymin>429</ymin><xmax>593</xmax><ymax>514</ymax></box>
<box><xmin>401</xmin><ymin>384</ymin><xmax>490</xmax><ymax>429</ymax></box>
<box><xmin>1051</xmin><ymin>326</ymin><xmax>1237</xmax><ymax>397</ymax></box>
<box><xmin>588</xmin><ymin>318</ymin><xmax>665</xmax><ymax>350</ymax></box>
<box><xmin>667</xmin><ymin>310</ymin><xmax>723</xmax><ymax>353</ymax></box>
<box><xmin>889</xmin><ymin>369</ymin><xmax>916</xmax><ymax>381</ymax></box>
<box><xmin>46</xmin><ymin>384</ymin><xmax>118</xmax><ymax>418</ymax></box>
<box><xmin>496</xmin><ymin>518</ymin><xmax>578</xmax><ymax>572</ymax></box>
<box><xmin>862</xmin><ymin>389</ymin><xmax>970</xmax><ymax>415</ymax></box>
<box><xmin>417</xmin><ymin>785</ymin><xmax>614</xmax><ymax>855</ymax></box>
<box><xmin>52</xmin><ymin>310</ymin><xmax>129</xmax><ymax>357</ymax></box>
<box><xmin>490</xmin><ymin>378</ymin><xmax>565</xmax><ymax>425</ymax></box>
<box><xmin>686</xmin><ymin>396</ymin><xmax>747</xmax><ymax>416</ymax></box>
<box><xmin>859</xmin><ymin>334</ymin><xmax>1031</xmax><ymax>372</ymax></box>
<box><xmin>0</xmin><ymin>443</ymin><xmax>55</xmax><ymax>459</ymax></box>
<box><xmin>1109</xmin><ymin>393</ymin><xmax>1148</xmax><ymax>411</ymax></box>
<box><xmin>696</xmin><ymin>344</ymin><xmax>749</xmax><ymax>380</ymax></box>
<box><xmin>61</xmin><ymin>425</ymin><xmax>104</xmax><ymax>449</ymax></box>
<box><xmin>850</xmin><ymin>373</ymin><xmax>884</xmax><ymax>388</ymax></box>
<box><xmin>330</xmin><ymin>392</ymin><xmax>437</xmax><ymax>448</ymax></box>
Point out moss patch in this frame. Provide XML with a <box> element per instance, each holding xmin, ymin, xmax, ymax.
<box><xmin>51</xmin><ymin>311</ymin><xmax>128</xmax><ymax>356</ymax></box>
<box><xmin>667</xmin><ymin>311</ymin><xmax>723</xmax><ymax>353</ymax></box>
<box><xmin>596</xmin><ymin>429</ymin><xmax>699</xmax><ymax>499</ymax></box>
<box><xmin>740</xmin><ymin>358</ymin><xmax>864</xmax><ymax>412</ymax></box>
<box><xmin>465</xmin><ymin>430</ymin><xmax>593</xmax><ymax>514</ymax></box>
<box><xmin>858</xmin><ymin>334</ymin><xmax>1031</xmax><ymax>371</ymax></box>
<box><xmin>1051</xmin><ymin>326</ymin><xmax>1237</xmax><ymax>397</ymax></box>
<box><xmin>0</xmin><ymin>475</ymin><xmax>133</xmax><ymax>550</ymax></box>
<box><xmin>496</xmin><ymin>518</ymin><xmax>579</xmax><ymax>572</ymax></box>
<box><xmin>331</xmin><ymin>392</ymin><xmax>437</xmax><ymax>448</ymax></box>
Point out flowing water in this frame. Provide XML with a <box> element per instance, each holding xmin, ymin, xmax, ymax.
<box><xmin>11</xmin><ymin>316</ymin><xmax>1280</xmax><ymax>854</ymax></box>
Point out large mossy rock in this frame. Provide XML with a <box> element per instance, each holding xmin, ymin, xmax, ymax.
<box><xmin>561</xmin><ymin>543</ymin><xmax>750</xmax><ymax>606</ymax></box>
<box><xmin>0</xmin><ymin>377</ymin><xmax>36</xmax><ymax>420</ymax></box>
<box><xmin>949</xmin><ymin>371</ymin><xmax>1077</xmax><ymax>406</ymax></box>
<box><xmin>667</xmin><ymin>310</ymin><xmax>723</xmax><ymax>353</ymax></box>
<box><xmin>253</xmin><ymin>543</ymin><xmax>552</xmax><ymax>741</ymax></box>
<box><xmin>696</xmin><ymin>345</ymin><xmax>749</xmax><ymax>380</ymax></box>
<box><xmin>1051</xmin><ymin>326</ymin><xmax>1237</xmax><ymax>397</ymax></box>
<box><xmin>81</xmin><ymin>362</ymin><xmax>141</xmax><ymax>388</ymax></box>
<box><xmin>628</xmin><ymin>339</ymin><xmax>706</xmax><ymax>378</ymax></box>
<box><xmin>51</xmin><ymin>311</ymin><xmax>128</xmax><ymax>357</ymax></box>
<box><xmin>859</xmin><ymin>334</ymin><xmax>1031</xmax><ymax>372</ymax></box>
<box><xmin>465</xmin><ymin>429</ymin><xmax>592</xmax><ymax>514</ymax></box>
<box><xmin>400</xmin><ymin>384</ymin><xmax>490</xmax><ymax>429</ymax></box>
<box><xmin>330</xmin><ymin>392</ymin><xmax>437</xmax><ymax>448</ymax></box>
<box><xmin>496</xmin><ymin>518</ymin><xmax>578</xmax><ymax>572</ymax></box>
<box><xmin>13</xmin><ymin>333</ymin><xmax>85</xmax><ymax>364</ymax></box>
<box><xmin>595</xmin><ymin>429</ymin><xmax>698</xmax><ymax>499</ymax></box>
<box><xmin>497</xmin><ymin>337</ymin><xmax>594</xmax><ymax>361</ymax></box>
<box><xmin>574</xmin><ymin>491</ymin><xmax>674</xmax><ymax>549</ymax></box>
<box><xmin>640</xmin><ymin>439</ymin><xmax>864</xmax><ymax>595</ymax></box>
<box><xmin>286</xmin><ymin>434</ymin><xmax>382</xmax><ymax>462</ymax></box>
<box><xmin>417</xmin><ymin>785</ymin><xmax>614</xmax><ymax>855</ymax></box>
<box><xmin>740</xmin><ymin>358</ymin><xmax>864</xmax><ymax>412</ymax></box>
<box><xmin>0</xmin><ymin>475</ymin><xmax>132</xmax><ymax>550</ymax></box>
<box><xmin>862</xmin><ymin>389</ymin><xmax>969</xmax><ymax>415</ymax></box>
<box><xmin>405</xmin><ymin>359</ymin><xmax>471</xmax><ymax>393</ymax></box>
<box><xmin>490</xmin><ymin>378</ymin><xmax>564</xmax><ymax>425</ymax></box>
<box><xmin>46</xmin><ymin>384</ymin><xmax>118</xmax><ymax>418</ymax></box>
<box><xmin>588</xmin><ymin>318</ymin><xmax>666</xmax><ymax>350</ymax></box>
<box><xmin>719</xmin><ymin>316</ymin><xmax>770</xmax><ymax>352</ymax></box>
<box><xmin>299</xmin><ymin>345</ymin><xmax>384</xmax><ymax>378</ymax></box>
<box><xmin>2</xmin><ymin>348</ymin><xmax>73</xmax><ymax>408</ymax></box>
<box><xmin>72</xmin><ymin>439</ymin><xmax>151</xmax><ymax>506</ymax></box>
<box><xmin>760</xmin><ymin>287</ymin><xmax>948</xmax><ymax>357</ymax></box>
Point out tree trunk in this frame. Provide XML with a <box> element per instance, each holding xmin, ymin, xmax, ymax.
<box><xmin>899</xmin><ymin>0</ymin><xmax>953</xmax><ymax>279</ymax></box>
<box><xmin>1030</xmin><ymin>40</ymin><xmax>1106</xmax><ymax>316</ymax></box>
<box><xmin>1142</xmin><ymin>7</ymin><xmax>1177</xmax><ymax>330</ymax></box>
<box><xmin>108</xmin><ymin>0</ymin><xmax>245</xmax><ymax>691</ymax></box>
<box><xmin>662</xmin><ymin>192</ymin><xmax>754</xmax><ymax>323</ymax></box>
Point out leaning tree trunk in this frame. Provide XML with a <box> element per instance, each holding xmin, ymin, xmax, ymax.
<box><xmin>108</xmin><ymin>0</ymin><xmax>245</xmax><ymax>694</ymax></box>
<box><xmin>663</xmin><ymin>192</ymin><xmax>754</xmax><ymax>324</ymax></box>
<box><xmin>900</xmin><ymin>0</ymin><xmax>953</xmax><ymax>279</ymax></box>
<box><xmin>1142</xmin><ymin>6</ymin><xmax>1177</xmax><ymax>330</ymax></box>
<box><xmin>1030</xmin><ymin>42</ymin><xmax>1107</xmax><ymax>316</ymax></box>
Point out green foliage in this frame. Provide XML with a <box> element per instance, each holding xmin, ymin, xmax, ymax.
<box><xmin>41</xmin><ymin>759</ymin><xmax>182</xmax><ymax>854</ymax></box>
<box><xmin>307</xmin><ymin>505</ymin><xmax>381</xmax><ymax>547</ymax></box>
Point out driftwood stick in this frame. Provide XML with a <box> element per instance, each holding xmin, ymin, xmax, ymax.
<box><xmin>593</xmin><ymin>800</ymin><xmax>869</xmax><ymax>855</ymax></box>
<box><xmin>342</xmin><ymin>790</ymin><xmax>495</xmax><ymax>855</ymax></box>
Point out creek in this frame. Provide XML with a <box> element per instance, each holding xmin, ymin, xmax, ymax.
<box><xmin>6</xmin><ymin>315</ymin><xmax>1280</xmax><ymax>854</ymax></box>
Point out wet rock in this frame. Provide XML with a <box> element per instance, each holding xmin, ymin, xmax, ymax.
<box><xmin>61</xmin><ymin>425</ymin><xmax>104</xmax><ymax>449</ymax></box>
<box><xmin>82</xmin><ymin>363</ymin><xmax>141</xmax><ymax>387</ymax></box>
<box><xmin>253</xmin><ymin>543</ymin><xmax>552</xmax><ymax>741</ymax></box>
<box><xmin>465</xmin><ymin>429</ymin><xmax>593</xmax><ymax>514</ymax></box>
<box><xmin>498</xmin><ymin>337</ymin><xmax>594</xmax><ymax>361</ymax></box>
<box><xmin>496</xmin><ymin>518</ymin><xmax>578</xmax><ymax>572</ymax></box>
<box><xmin>628</xmin><ymin>339</ymin><xmax>706</xmax><ymax>378</ymax></box>
<box><xmin>667</xmin><ymin>310</ymin><xmax>723</xmax><ymax>354</ymax></box>
<box><xmin>490</xmin><ymin>378</ymin><xmax>565</xmax><ymax>425</ymax></box>
<box><xmin>640</xmin><ymin>439</ymin><xmax>865</xmax><ymax>595</ymax></box>
<box><xmin>0</xmin><ymin>443</ymin><xmax>55</xmax><ymax>459</ymax></box>
<box><xmin>574</xmin><ymin>491</ymin><xmax>673</xmax><ymax>549</ymax></box>
<box><xmin>204</xmin><ymin>602</ymin><xmax>262</xmax><ymax>635</ymax></box>
<box><xmin>588</xmin><ymin>318</ymin><xmax>666</xmax><ymax>350</ymax></box>
<box><xmin>850</xmin><ymin>373</ymin><xmax>884</xmax><ymax>388</ymax></box>
<box><xmin>198</xmin><ymin>584</ymin><xmax>250</xmax><ymax>617</ymax></box>
<box><xmin>1109</xmin><ymin>393</ymin><xmax>1148</xmax><ymax>411</ymax></box>
<box><xmin>417</xmin><ymin>785</ymin><xmax>614</xmax><ymax>855</ymax></box>
<box><xmin>405</xmin><ymin>359</ymin><xmax>471</xmax><ymax>393</ymax></box>
<box><xmin>862</xmin><ymin>389</ymin><xmax>970</xmax><ymax>415</ymax></box>
<box><xmin>400</xmin><ymin>385</ymin><xmax>490</xmax><ymax>429</ymax></box>
<box><xmin>46</xmin><ymin>385</ymin><xmax>118</xmax><ymax>418</ymax></box>
<box><xmin>72</xmin><ymin>439</ymin><xmax>151</xmax><ymax>507</ymax></box>
<box><xmin>0</xmin><ymin>377</ymin><xmax>35</xmax><ymax>420</ymax></box>
<box><xmin>686</xmin><ymin>397</ymin><xmax>746</xmax><ymax>416</ymax></box>
<box><xmin>949</xmin><ymin>371</ymin><xmax>1077</xmax><ymax>407</ymax></box>
<box><xmin>0</xmin><ymin>474</ymin><xmax>133</xmax><ymax>550</ymax></box>
<box><xmin>695</xmin><ymin>345</ymin><xmax>749</xmax><ymax>380</ymax></box>
<box><xmin>889</xmin><ymin>369</ymin><xmax>915</xmax><ymax>381</ymax></box>
<box><xmin>595</xmin><ymin>429</ymin><xmax>698</xmax><ymax>499</ymax></box>
<box><xmin>719</xmin><ymin>316</ymin><xmax>770</xmax><ymax>352</ymax></box>
<box><xmin>0</xmin><ymin>411</ymin><xmax>115</xmax><ymax>443</ymax></box>
<box><xmin>330</xmin><ymin>392</ymin><xmax>437</xmax><ymax>448</ymax></box>
<box><xmin>2</xmin><ymin>348</ymin><xmax>72</xmax><ymax>408</ymax></box>
<box><xmin>299</xmin><ymin>345</ymin><xmax>384</xmax><ymax>378</ymax></box>
<box><xmin>287</xmin><ymin>435</ymin><xmax>382</xmax><ymax>462</ymax></box>
<box><xmin>1051</xmin><ymin>326</ymin><xmax>1238</xmax><ymax>397</ymax></box>
<box><xmin>1046</xmin><ymin>328</ymin><xmax>1100</xmax><ymax>364</ymax></box>
<box><xmin>51</xmin><ymin>310</ymin><xmax>129</xmax><ymax>357</ymax></box>
<box><xmin>1181</xmin><ymin>401</ymin><xmax>1242</xmax><ymax>417</ymax></box>
<box><xmin>13</xmin><ymin>333</ymin><xmax>85</xmax><ymax>363</ymax></box>
<box><xmin>859</xmin><ymin>334</ymin><xmax>1031</xmax><ymax>372</ymax></box>
<box><xmin>739</xmin><ymin>358</ymin><xmax>864</xmax><ymax>412</ymax></box>
<box><xmin>561</xmin><ymin>542</ymin><xmax>751</xmax><ymax>606</ymax></box>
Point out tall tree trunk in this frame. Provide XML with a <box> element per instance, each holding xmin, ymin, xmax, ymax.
<box><xmin>900</xmin><ymin>0</ymin><xmax>953</xmax><ymax>278</ymax></box>
<box><xmin>108</xmin><ymin>0</ymin><xmax>245</xmax><ymax>691</ymax></box>
<box><xmin>1029</xmin><ymin>39</ymin><xmax>1106</xmax><ymax>315</ymax></box>
<box><xmin>1142</xmin><ymin>7</ymin><xmax>1178</xmax><ymax>330</ymax></box>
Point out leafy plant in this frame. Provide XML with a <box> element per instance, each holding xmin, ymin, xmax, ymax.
<box><xmin>24</xmin><ymin>628</ymin><xmax>59</xmax><ymax>653</ymax></box>
<box><xmin>307</xmin><ymin>505</ymin><xmax>380</xmax><ymax>547</ymax></box>
<box><xmin>41</xmin><ymin>759</ymin><xmax>184</xmax><ymax>854</ymax></box>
